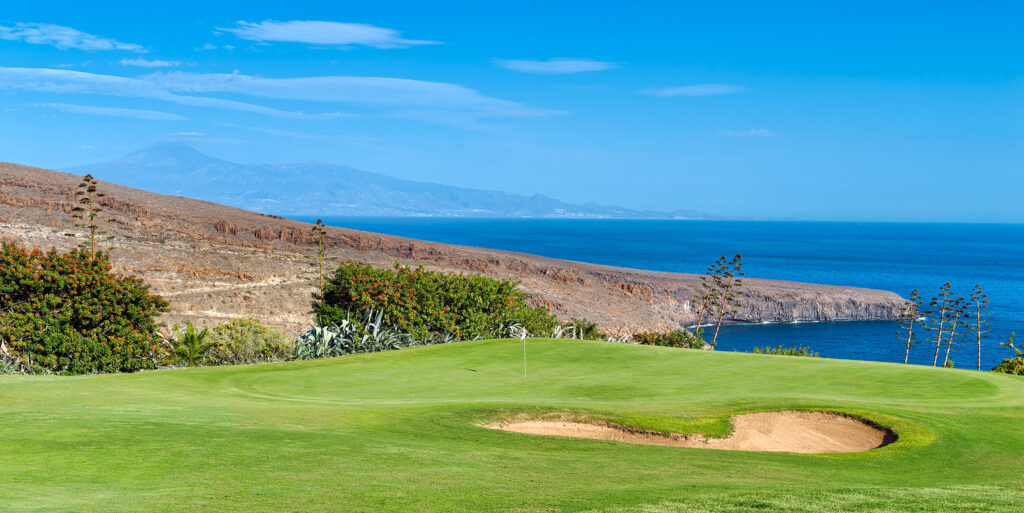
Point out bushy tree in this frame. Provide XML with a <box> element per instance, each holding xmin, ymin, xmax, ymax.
<box><xmin>0</xmin><ymin>243</ymin><xmax>168</xmax><ymax>374</ymax></box>
<box><xmin>313</xmin><ymin>261</ymin><xmax>557</xmax><ymax>340</ymax></box>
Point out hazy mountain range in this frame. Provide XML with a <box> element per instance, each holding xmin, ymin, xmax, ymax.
<box><xmin>68</xmin><ymin>143</ymin><xmax>707</xmax><ymax>219</ymax></box>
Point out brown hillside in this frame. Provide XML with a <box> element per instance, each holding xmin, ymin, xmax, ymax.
<box><xmin>0</xmin><ymin>162</ymin><xmax>904</xmax><ymax>335</ymax></box>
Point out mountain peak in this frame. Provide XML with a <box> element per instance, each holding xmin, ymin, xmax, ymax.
<box><xmin>116</xmin><ymin>142</ymin><xmax>227</xmax><ymax>167</ymax></box>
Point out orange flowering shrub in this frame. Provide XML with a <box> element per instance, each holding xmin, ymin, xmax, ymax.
<box><xmin>0</xmin><ymin>243</ymin><xmax>168</xmax><ymax>374</ymax></box>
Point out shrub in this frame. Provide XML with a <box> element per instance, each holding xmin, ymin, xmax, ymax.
<box><xmin>295</xmin><ymin>310</ymin><xmax>423</xmax><ymax>360</ymax></box>
<box><xmin>0</xmin><ymin>243</ymin><xmax>168</xmax><ymax>374</ymax></box>
<box><xmin>206</xmin><ymin>318</ymin><xmax>293</xmax><ymax>365</ymax></box>
<box><xmin>992</xmin><ymin>332</ymin><xmax>1023</xmax><ymax>376</ymax></box>
<box><xmin>313</xmin><ymin>262</ymin><xmax>557</xmax><ymax>340</ymax></box>
<box><xmin>633</xmin><ymin>329</ymin><xmax>707</xmax><ymax>349</ymax></box>
<box><xmin>991</xmin><ymin>358</ymin><xmax>1024</xmax><ymax>376</ymax></box>
<box><xmin>751</xmin><ymin>345</ymin><xmax>820</xmax><ymax>357</ymax></box>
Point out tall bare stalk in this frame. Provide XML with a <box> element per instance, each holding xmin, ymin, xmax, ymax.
<box><xmin>927</xmin><ymin>282</ymin><xmax>953</xmax><ymax>366</ymax></box>
<box><xmin>710</xmin><ymin>254</ymin><xmax>744</xmax><ymax>347</ymax></box>
<box><xmin>968</xmin><ymin>284</ymin><xmax>990</xmax><ymax>371</ymax></box>
<box><xmin>898</xmin><ymin>289</ymin><xmax>922</xmax><ymax>364</ymax></box>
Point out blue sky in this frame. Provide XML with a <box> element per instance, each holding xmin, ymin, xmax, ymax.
<box><xmin>1</xmin><ymin>1</ymin><xmax>1021</xmax><ymax>222</ymax></box>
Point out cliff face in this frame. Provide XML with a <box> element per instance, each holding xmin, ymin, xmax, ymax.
<box><xmin>0</xmin><ymin>162</ymin><xmax>904</xmax><ymax>334</ymax></box>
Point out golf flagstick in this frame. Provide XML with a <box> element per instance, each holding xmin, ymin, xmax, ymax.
<box><xmin>521</xmin><ymin>330</ymin><xmax>527</xmax><ymax>380</ymax></box>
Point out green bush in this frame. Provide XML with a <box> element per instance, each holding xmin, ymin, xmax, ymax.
<box><xmin>991</xmin><ymin>358</ymin><xmax>1024</xmax><ymax>376</ymax></box>
<box><xmin>992</xmin><ymin>332</ymin><xmax>1023</xmax><ymax>375</ymax></box>
<box><xmin>633</xmin><ymin>329</ymin><xmax>707</xmax><ymax>349</ymax></box>
<box><xmin>751</xmin><ymin>345</ymin><xmax>820</xmax><ymax>357</ymax></box>
<box><xmin>313</xmin><ymin>262</ymin><xmax>558</xmax><ymax>340</ymax></box>
<box><xmin>0</xmin><ymin>243</ymin><xmax>168</xmax><ymax>374</ymax></box>
<box><xmin>206</xmin><ymin>318</ymin><xmax>293</xmax><ymax>365</ymax></box>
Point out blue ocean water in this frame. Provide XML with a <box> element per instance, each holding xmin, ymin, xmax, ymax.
<box><xmin>300</xmin><ymin>218</ymin><xmax>1024</xmax><ymax>370</ymax></box>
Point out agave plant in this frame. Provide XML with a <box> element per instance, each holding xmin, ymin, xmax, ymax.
<box><xmin>606</xmin><ymin>334</ymin><xmax>632</xmax><ymax>344</ymax></box>
<box><xmin>494</xmin><ymin>322</ymin><xmax>529</xmax><ymax>339</ymax></box>
<box><xmin>294</xmin><ymin>310</ymin><xmax>424</xmax><ymax>360</ymax></box>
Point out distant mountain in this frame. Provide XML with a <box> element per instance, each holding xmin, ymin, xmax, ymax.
<box><xmin>67</xmin><ymin>143</ymin><xmax>708</xmax><ymax>218</ymax></box>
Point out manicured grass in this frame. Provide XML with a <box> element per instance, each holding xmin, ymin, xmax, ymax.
<box><xmin>1</xmin><ymin>339</ymin><xmax>1022</xmax><ymax>512</ymax></box>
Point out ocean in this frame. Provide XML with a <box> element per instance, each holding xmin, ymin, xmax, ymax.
<box><xmin>299</xmin><ymin>218</ymin><xmax>1024</xmax><ymax>370</ymax></box>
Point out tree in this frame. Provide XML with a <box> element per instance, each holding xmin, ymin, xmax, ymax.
<box><xmin>0</xmin><ymin>242</ymin><xmax>168</xmax><ymax>374</ymax></box>
<box><xmin>311</xmin><ymin>219</ymin><xmax>328</xmax><ymax>300</ymax></box>
<box><xmin>709</xmin><ymin>254</ymin><xmax>744</xmax><ymax>346</ymax></box>
<box><xmin>690</xmin><ymin>262</ymin><xmax>719</xmax><ymax>339</ymax></box>
<box><xmin>967</xmin><ymin>284</ymin><xmax>991</xmax><ymax>371</ymax></box>
<box><xmin>942</xmin><ymin>296</ymin><xmax>967</xmax><ymax>368</ymax></box>
<box><xmin>66</xmin><ymin>174</ymin><xmax>113</xmax><ymax>260</ymax></box>
<box><xmin>898</xmin><ymin>289</ymin><xmax>923</xmax><ymax>364</ymax></box>
<box><xmin>924</xmin><ymin>282</ymin><xmax>954</xmax><ymax>366</ymax></box>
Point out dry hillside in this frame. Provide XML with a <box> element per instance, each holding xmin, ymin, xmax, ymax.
<box><xmin>0</xmin><ymin>162</ymin><xmax>905</xmax><ymax>335</ymax></box>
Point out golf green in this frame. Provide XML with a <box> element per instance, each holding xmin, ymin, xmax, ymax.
<box><xmin>1</xmin><ymin>339</ymin><xmax>1022</xmax><ymax>512</ymax></box>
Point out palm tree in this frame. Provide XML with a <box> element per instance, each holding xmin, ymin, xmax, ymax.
<box><xmin>171</xmin><ymin>322</ymin><xmax>213</xmax><ymax>367</ymax></box>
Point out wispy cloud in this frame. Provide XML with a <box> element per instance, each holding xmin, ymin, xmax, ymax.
<box><xmin>144</xmin><ymin>71</ymin><xmax>547</xmax><ymax>116</ymax></box>
<box><xmin>640</xmin><ymin>84</ymin><xmax>745</xmax><ymax>97</ymax></box>
<box><xmin>221</xmin><ymin>20</ymin><xmax>439</xmax><ymax>49</ymax></box>
<box><xmin>33</xmin><ymin>102</ymin><xmax>185</xmax><ymax>120</ymax></box>
<box><xmin>119</xmin><ymin>58</ymin><xmax>179</xmax><ymax>68</ymax></box>
<box><xmin>496</xmin><ymin>58</ymin><xmax>617</xmax><ymax>74</ymax></box>
<box><xmin>716</xmin><ymin>129</ymin><xmax>774</xmax><ymax>137</ymax></box>
<box><xmin>0</xmin><ymin>67</ymin><xmax>347</xmax><ymax>119</ymax></box>
<box><xmin>0</xmin><ymin>22</ymin><xmax>144</xmax><ymax>52</ymax></box>
<box><xmin>0</xmin><ymin>67</ymin><xmax>549</xmax><ymax>122</ymax></box>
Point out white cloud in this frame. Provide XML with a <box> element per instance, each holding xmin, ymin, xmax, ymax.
<box><xmin>144</xmin><ymin>71</ymin><xmax>547</xmax><ymax>116</ymax></box>
<box><xmin>641</xmin><ymin>84</ymin><xmax>745</xmax><ymax>97</ymax></box>
<box><xmin>221</xmin><ymin>20</ymin><xmax>439</xmax><ymax>49</ymax></box>
<box><xmin>74</xmin><ymin>144</ymin><xmax>94</xmax><ymax>150</ymax></box>
<box><xmin>716</xmin><ymin>129</ymin><xmax>774</xmax><ymax>137</ymax></box>
<box><xmin>0</xmin><ymin>22</ymin><xmax>144</xmax><ymax>52</ymax></box>
<box><xmin>496</xmin><ymin>58</ymin><xmax>617</xmax><ymax>74</ymax></box>
<box><xmin>34</xmin><ymin>102</ymin><xmax>186</xmax><ymax>120</ymax></box>
<box><xmin>0</xmin><ymin>67</ymin><xmax>549</xmax><ymax>121</ymax></box>
<box><xmin>0</xmin><ymin>67</ymin><xmax>346</xmax><ymax>119</ymax></box>
<box><xmin>119</xmin><ymin>58</ymin><xmax>179</xmax><ymax>68</ymax></box>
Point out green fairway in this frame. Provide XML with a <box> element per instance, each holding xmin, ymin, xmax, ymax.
<box><xmin>1</xmin><ymin>339</ymin><xmax>1022</xmax><ymax>512</ymax></box>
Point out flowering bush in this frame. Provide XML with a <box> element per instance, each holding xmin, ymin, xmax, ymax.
<box><xmin>0</xmin><ymin>243</ymin><xmax>168</xmax><ymax>374</ymax></box>
<box><xmin>313</xmin><ymin>262</ymin><xmax>557</xmax><ymax>340</ymax></box>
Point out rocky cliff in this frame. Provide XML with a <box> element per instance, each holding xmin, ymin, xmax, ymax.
<box><xmin>0</xmin><ymin>162</ymin><xmax>905</xmax><ymax>335</ymax></box>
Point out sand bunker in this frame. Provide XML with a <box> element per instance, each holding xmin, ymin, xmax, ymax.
<box><xmin>487</xmin><ymin>411</ymin><xmax>895</xmax><ymax>453</ymax></box>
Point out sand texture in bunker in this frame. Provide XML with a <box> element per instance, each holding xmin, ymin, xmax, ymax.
<box><xmin>487</xmin><ymin>411</ymin><xmax>896</xmax><ymax>453</ymax></box>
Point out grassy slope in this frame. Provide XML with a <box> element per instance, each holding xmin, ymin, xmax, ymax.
<box><xmin>1</xmin><ymin>339</ymin><xmax>1022</xmax><ymax>513</ymax></box>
